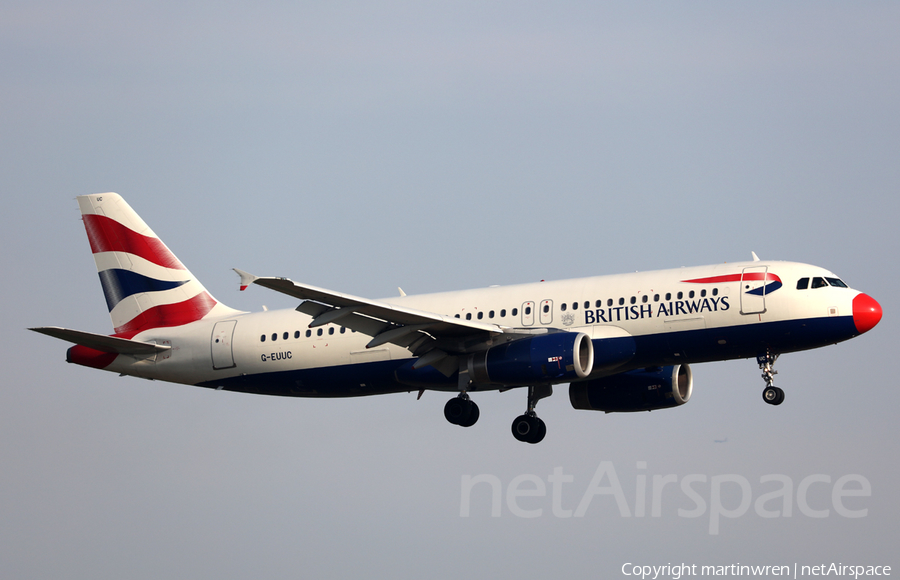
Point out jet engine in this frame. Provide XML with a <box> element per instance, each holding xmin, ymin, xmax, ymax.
<box><xmin>569</xmin><ymin>364</ymin><xmax>692</xmax><ymax>412</ymax></box>
<box><xmin>468</xmin><ymin>331</ymin><xmax>594</xmax><ymax>386</ymax></box>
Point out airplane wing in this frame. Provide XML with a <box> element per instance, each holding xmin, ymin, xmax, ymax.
<box><xmin>29</xmin><ymin>326</ymin><xmax>172</xmax><ymax>354</ymax></box>
<box><xmin>234</xmin><ymin>269</ymin><xmax>518</xmax><ymax>368</ymax></box>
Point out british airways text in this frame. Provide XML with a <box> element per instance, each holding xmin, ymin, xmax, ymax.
<box><xmin>584</xmin><ymin>296</ymin><xmax>730</xmax><ymax>324</ymax></box>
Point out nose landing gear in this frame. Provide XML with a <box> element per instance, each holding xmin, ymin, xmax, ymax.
<box><xmin>758</xmin><ymin>351</ymin><xmax>785</xmax><ymax>406</ymax></box>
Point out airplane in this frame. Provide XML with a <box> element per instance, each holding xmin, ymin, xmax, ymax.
<box><xmin>30</xmin><ymin>193</ymin><xmax>883</xmax><ymax>444</ymax></box>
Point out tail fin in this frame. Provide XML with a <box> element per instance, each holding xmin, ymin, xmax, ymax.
<box><xmin>77</xmin><ymin>193</ymin><xmax>239</xmax><ymax>336</ymax></box>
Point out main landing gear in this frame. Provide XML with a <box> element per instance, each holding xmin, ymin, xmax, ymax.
<box><xmin>511</xmin><ymin>414</ymin><xmax>546</xmax><ymax>444</ymax></box>
<box><xmin>444</xmin><ymin>394</ymin><xmax>479</xmax><ymax>427</ymax></box>
<box><xmin>758</xmin><ymin>351</ymin><xmax>785</xmax><ymax>406</ymax></box>
<box><xmin>511</xmin><ymin>385</ymin><xmax>552</xmax><ymax>444</ymax></box>
<box><xmin>443</xmin><ymin>384</ymin><xmax>552</xmax><ymax>444</ymax></box>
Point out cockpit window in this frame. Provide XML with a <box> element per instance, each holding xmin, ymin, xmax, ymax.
<box><xmin>796</xmin><ymin>277</ymin><xmax>809</xmax><ymax>290</ymax></box>
<box><xmin>826</xmin><ymin>277</ymin><xmax>848</xmax><ymax>288</ymax></box>
<box><xmin>811</xmin><ymin>277</ymin><xmax>828</xmax><ymax>289</ymax></box>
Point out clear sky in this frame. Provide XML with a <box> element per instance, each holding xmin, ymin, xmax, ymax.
<box><xmin>2</xmin><ymin>2</ymin><xmax>898</xmax><ymax>578</ymax></box>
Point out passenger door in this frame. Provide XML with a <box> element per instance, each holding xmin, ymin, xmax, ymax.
<box><xmin>740</xmin><ymin>266</ymin><xmax>767</xmax><ymax>315</ymax></box>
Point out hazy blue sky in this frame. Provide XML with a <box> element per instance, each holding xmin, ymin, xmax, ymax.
<box><xmin>2</xmin><ymin>2</ymin><xmax>898</xmax><ymax>578</ymax></box>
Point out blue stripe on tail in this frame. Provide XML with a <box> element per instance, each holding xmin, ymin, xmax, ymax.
<box><xmin>98</xmin><ymin>269</ymin><xmax>188</xmax><ymax>311</ymax></box>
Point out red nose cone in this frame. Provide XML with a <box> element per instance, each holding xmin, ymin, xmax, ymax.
<box><xmin>853</xmin><ymin>293</ymin><xmax>882</xmax><ymax>334</ymax></box>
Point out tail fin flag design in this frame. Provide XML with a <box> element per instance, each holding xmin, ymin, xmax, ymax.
<box><xmin>77</xmin><ymin>193</ymin><xmax>238</xmax><ymax>336</ymax></box>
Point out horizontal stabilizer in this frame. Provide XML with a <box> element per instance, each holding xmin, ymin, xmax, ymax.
<box><xmin>29</xmin><ymin>327</ymin><xmax>172</xmax><ymax>355</ymax></box>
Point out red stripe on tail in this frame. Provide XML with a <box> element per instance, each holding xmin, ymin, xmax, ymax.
<box><xmin>67</xmin><ymin>345</ymin><xmax>118</xmax><ymax>369</ymax></box>
<box><xmin>114</xmin><ymin>292</ymin><xmax>218</xmax><ymax>335</ymax></box>
<box><xmin>83</xmin><ymin>214</ymin><xmax>185</xmax><ymax>270</ymax></box>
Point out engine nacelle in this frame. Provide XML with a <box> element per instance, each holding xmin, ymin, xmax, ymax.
<box><xmin>569</xmin><ymin>364</ymin><xmax>692</xmax><ymax>412</ymax></box>
<box><xmin>469</xmin><ymin>332</ymin><xmax>594</xmax><ymax>386</ymax></box>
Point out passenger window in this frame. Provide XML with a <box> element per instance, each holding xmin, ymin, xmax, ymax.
<box><xmin>572</xmin><ymin>302</ymin><xmax>578</xmax><ymax>310</ymax></box>
<box><xmin>272</xmin><ymin>333</ymin><xmax>277</xmax><ymax>342</ymax></box>
<box><xmin>477</xmin><ymin>312</ymin><xmax>483</xmax><ymax>319</ymax></box>
<box><xmin>489</xmin><ymin>310</ymin><xmax>495</xmax><ymax>318</ymax></box>
<box><xmin>665</xmin><ymin>293</ymin><xmax>671</xmax><ymax>301</ymax></box>
<box><xmin>826</xmin><ymin>277</ymin><xmax>848</xmax><ymax>288</ymax></box>
<box><xmin>584</xmin><ymin>301</ymin><xmax>589</xmax><ymax>309</ymax></box>
<box><xmin>654</xmin><ymin>294</ymin><xmax>660</xmax><ymax>302</ymax></box>
<box><xmin>561</xmin><ymin>303</ymin><xmax>567</xmax><ymax>312</ymax></box>
<box><xmin>677</xmin><ymin>292</ymin><xmax>683</xmax><ymax>300</ymax></box>
<box><xmin>283</xmin><ymin>332</ymin><xmax>289</xmax><ymax>340</ymax></box>
<box><xmin>688</xmin><ymin>291</ymin><xmax>695</xmax><ymax>299</ymax></box>
<box><xmin>512</xmin><ymin>308</ymin><xmax>518</xmax><ymax>316</ymax></box>
<box><xmin>630</xmin><ymin>296</ymin><xmax>636</xmax><ymax>305</ymax></box>
<box><xmin>260</xmin><ymin>335</ymin><xmax>266</xmax><ymax>342</ymax></box>
<box><xmin>329</xmin><ymin>327</ymin><xmax>334</xmax><ymax>335</ymax></box>
<box><xmin>501</xmin><ymin>309</ymin><xmax>507</xmax><ymax>317</ymax></box>
<box><xmin>455</xmin><ymin>314</ymin><xmax>460</xmax><ymax>318</ymax></box>
<box><xmin>317</xmin><ymin>329</ymin><xmax>323</xmax><ymax>336</ymax></box>
<box><xmin>542</xmin><ymin>304</ymin><xmax>549</xmax><ymax>313</ymax></box>
<box><xmin>525</xmin><ymin>306</ymin><xmax>532</xmax><ymax>315</ymax></box>
<box><xmin>466</xmin><ymin>313</ymin><xmax>472</xmax><ymax>320</ymax></box>
<box><xmin>700</xmin><ymin>289</ymin><xmax>706</xmax><ymax>298</ymax></box>
<box><xmin>618</xmin><ymin>297</ymin><xmax>625</xmax><ymax>306</ymax></box>
<box><xmin>306</xmin><ymin>330</ymin><xmax>311</xmax><ymax>338</ymax></box>
<box><xmin>712</xmin><ymin>288</ymin><xmax>718</xmax><ymax>296</ymax></box>
<box><xmin>607</xmin><ymin>299</ymin><xmax>613</xmax><ymax>307</ymax></box>
<box><xmin>797</xmin><ymin>277</ymin><xmax>809</xmax><ymax>290</ymax></box>
<box><xmin>812</xmin><ymin>277</ymin><xmax>828</xmax><ymax>289</ymax></box>
<box><xmin>642</xmin><ymin>295</ymin><xmax>648</xmax><ymax>303</ymax></box>
<box><xmin>340</xmin><ymin>327</ymin><xmax>346</xmax><ymax>334</ymax></box>
<box><xmin>294</xmin><ymin>331</ymin><xmax>300</xmax><ymax>339</ymax></box>
<box><xmin>595</xmin><ymin>300</ymin><xmax>602</xmax><ymax>308</ymax></box>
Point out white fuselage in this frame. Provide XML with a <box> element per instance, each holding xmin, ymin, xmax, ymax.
<box><xmin>101</xmin><ymin>260</ymin><xmax>865</xmax><ymax>396</ymax></box>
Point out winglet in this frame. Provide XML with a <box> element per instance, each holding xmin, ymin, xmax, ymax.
<box><xmin>234</xmin><ymin>268</ymin><xmax>258</xmax><ymax>291</ymax></box>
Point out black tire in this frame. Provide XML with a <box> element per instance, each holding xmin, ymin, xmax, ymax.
<box><xmin>512</xmin><ymin>415</ymin><xmax>545</xmax><ymax>443</ymax></box>
<box><xmin>458</xmin><ymin>400</ymin><xmax>479</xmax><ymax>427</ymax></box>
<box><xmin>528</xmin><ymin>417</ymin><xmax>546</xmax><ymax>444</ymax></box>
<box><xmin>444</xmin><ymin>398</ymin><xmax>471</xmax><ymax>425</ymax></box>
<box><xmin>773</xmin><ymin>387</ymin><xmax>785</xmax><ymax>406</ymax></box>
<box><xmin>511</xmin><ymin>415</ymin><xmax>534</xmax><ymax>442</ymax></box>
<box><xmin>762</xmin><ymin>387</ymin><xmax>779</xmax><ymax>405</ymax></box>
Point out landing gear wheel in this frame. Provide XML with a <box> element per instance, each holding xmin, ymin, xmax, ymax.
<box><xmin>532</xmin><ymin>417</ymin><xmax>547</xmax><ymax>443</ymax></box>
<box><xmin>758</xmin><ymin>351</ymin><xmax>784</xmax><ymax>406</ymax></box>
<box><xmin>762</xmin><ymin>386</ymin><xmax>785</xmax><ymax>406</ymax></box>
<box><xmin>511</xmin><ymin>414</ymin><xmax>546</xmax><ymax>444</ymax></box>
<box><xmin>444</xmin><ymin>397</ymin><xmax>479</xmax><ymax>426</ymax></box>
<box><xmin>458</xmin><ymin>401</ymin><xmax>479</xmax><ymax>427</ymax></box>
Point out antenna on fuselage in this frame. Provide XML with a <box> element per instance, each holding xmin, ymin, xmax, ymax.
<box><xmin>751</xmin><ymin>251</ymin><xmax>760</xmax><ymax>262</ymax></box>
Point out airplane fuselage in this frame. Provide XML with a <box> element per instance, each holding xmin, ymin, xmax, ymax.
<box><xmin>73</xmin><ymin>260</ymin><xmax>871</xmax><ymax>398</ymax></box>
